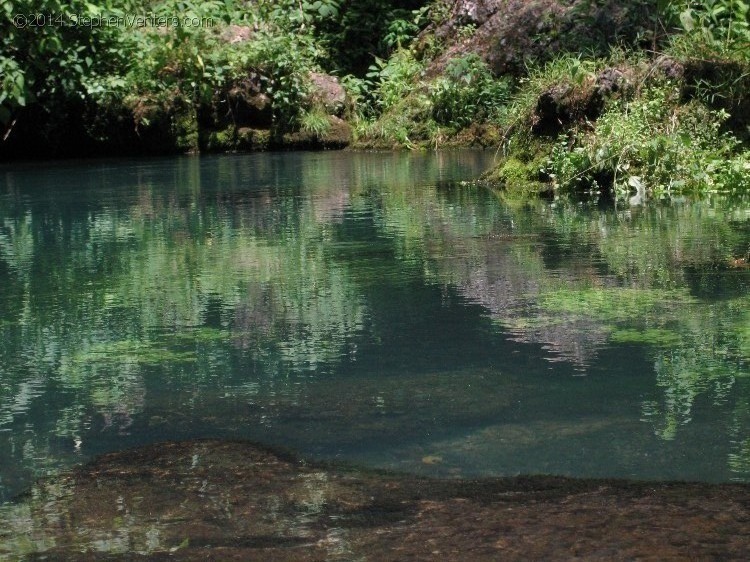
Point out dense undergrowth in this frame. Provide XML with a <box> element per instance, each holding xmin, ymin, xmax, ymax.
<box><xmin>0</xmin><ymin>0</ymin><xmax>427</xmax><ymax>157</ymax></box>
<box><xmin>362</xmin><ymin>0</ymin><xmax>750</xmax><ymax>201</ymax></box>
<box><xmin>1</xmin><ymin>0</ymin><xmax>749</xmax><ymax>200</ymax></box>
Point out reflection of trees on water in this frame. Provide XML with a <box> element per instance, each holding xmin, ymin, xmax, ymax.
<box><xmin>0</xmin><ymin>156</ymin><xmax>374</xmax><ymax>490</ymax></box>
<box><xmin>0</xmin><ymin>152</ymin><xmax>494</xmax><ymax>494</ymax></box>
<box><xmin>1</xmin><ymin>151</ymin><xmax>750</xmax><ymax>490</ymax></box>
<box><xmin>366</xmin><ymin>183</ymin><xmax>750</xmax><ymax>473</ymax></box>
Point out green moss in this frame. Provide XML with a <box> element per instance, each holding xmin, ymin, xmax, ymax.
<box><xmin>610</xmin><ymin>328</ymin><xmax>682</xmax><ymax>347</ymax></box>
<box><xmin>200</xmin><ymin>127</ymin><xmax>275</xmax><ymax>152</ymax></box>
<box><xmin>491</xmin><ymin>157</ymin><xmax>545</xmax><ymax>195</ymax></box>
<box><xmin>237</xmin><ymin>127</ymin><xmax>270</xmax><ymax>150</ymax></box>
<box><xmin>172</xmin><ymin>109</ymin><xmax>199</xmax><ymax>153</ymax></box>
<box><xmin>205</xmin><ymin>127</ymin><xmax>237</xmax><ymax>151</ymax></box>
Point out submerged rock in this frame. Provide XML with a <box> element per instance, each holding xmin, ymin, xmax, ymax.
<box><xmin>2</xmin><ymin>439</ymin><xmax>750</xmax><ymax>560</ymax></box>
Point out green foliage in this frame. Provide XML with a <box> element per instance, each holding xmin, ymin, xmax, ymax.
<box><xmin>236</xmin><ymin>31</ymin><xmax>323</xmax><ymax>126</ymax></box>
<box><xmin>429</xmin><ymin>54</ymin><xmax>511</xmax><ymax>130</ymax></box>
<box><xmin>359</xmin><ymin>92</ymin><xmax>433</xmax><ymax>148</ymax></box>
<box><xmin>358</xmin><ymin>44</ymin><xmax>513</xmax><ymax>146</ymax></box>
<box><xmin>545</xmin><ymin>84</ymin><xmax>750</xmax><ymax>198</ymax></box>
<box><xmin>0</xmin><ymin>57</ymin><xmax>25</xmax><ymax>124</ymax></box>
<box><xmin>123</xmin><ymin>26</ymin><xmax>218</xmax><ymax>110</ymax></box>
<box><xmin>662</xmin><ymin>0</ymin><xmax>750</xmax><ymax>53</ymax></box>
<box><xmin>258</xmin><ymin>0</ymin><xmax>341</xmax><ymax>29</ymax></box>
<box><xmin>2</xmin><ymin>0</ymin><xmax>749</xmax><ymax>166</ymax></box>
<box><xmin>325</xmin><ymin>1</ymin><xmax>427</xmax><ymax>76</ymax></box>
<box><xmin>366</xmin><ymin>48</ymin><xmax>424</xmax><ymax>113</ymax></box>
<box><xmin>300</xmin><ymin>106</ymin><xmax>331</xmax><ymax>137</ymax></box>
<box><xmin>3</xmin><ymin>0</ymin><xmax>427</xmax><ymax>148</ymax></box>
<box><xmin>0</xmin><ymin>0</ymin><xmax>136</xmax><ymax>124</ymax></box>
<box><xmin>383</xmin><ymin>16</ymin><xmax>420</xmax><ymax>50</ymax></box>
<box><xmin>662</xmin><ymin>1</ymin><xmax>750</xmax><ymax>140</ymax></box>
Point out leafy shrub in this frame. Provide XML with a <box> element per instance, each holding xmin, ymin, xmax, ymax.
<box><xmin>358</xmin><ymin>92</ymin><xmax>433</xmax><ymax>148</ymax></box>
<box><xmin>101</xmin><ymin>4</ymin><xmax>325</xmax><ymax>130</ymax></box>
<box><xmin>0</xmin><ymin>0</ymin><xmax>136</xmax><ymax>125</ymax></box>
<box><xmin>234</xmin><ymin>31</ymin><xmax>323</xmax><ymax>127</ymax></box>
<box><xmin>429</xmin><ymin>54</ymin><xmax>511</xmax><ymax>130</ymax></box>
<box><xmin>546</xmin><ymin>84</ymin><xmax>750</xmax><ymax>198</ymax></box>
<box><xmin>662</xmin><ymin>0</ymin><xmax>750</xmax><ymax>51</ymax></box>
<box><xmin>382</xmin><ymin>13</ymin><xmax>421</xmax><ymax>50</ymax></box>
<box><xmin>325</xmin><ymin>1</ymin><xmax>426</xmax><ymax>76</ymax></box>
<box><xmin>258</xmin><ymin>0</ymin><xmax>341</xmax><ymax>29</ymax></box>
<box><xmin>366</xmin><ymin>48</ymin><xmax>424</xmax><ymax>113</ymax></box>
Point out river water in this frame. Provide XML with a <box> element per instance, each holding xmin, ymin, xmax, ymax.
<box><xmin>1</xmin><ymin>150</ymin><xmax>749</xmax><ymax>503</ymax></box>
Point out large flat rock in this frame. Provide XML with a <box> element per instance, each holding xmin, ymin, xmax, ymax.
<box><xmin>2</xmin><ymin>439</ymin><xmax>749</xmax><ymax>560</ymax></box>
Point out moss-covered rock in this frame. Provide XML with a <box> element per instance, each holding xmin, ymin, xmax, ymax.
<box><xmin>238</xmin><ymin>127</ymin><xmax>272</xmax><ymax>150</ymax></box>
<box><xmin>202</xmin><ymin>126</ymin><xmax>235</xmax><ymax>152</ymax></box>
<box><xmin>487</xmin><ymin>157</ymin><xmax>547</xmax><ymax>196</ymax></box>
<box><xmin>200</xmin><ymin>126</ymin><xmax>273</xmax><ymax>152</ymax></box>
<box><xmin>280</xmin><ymin>115</ymin><xmax>352</xmax><ymax>149</ymax></box>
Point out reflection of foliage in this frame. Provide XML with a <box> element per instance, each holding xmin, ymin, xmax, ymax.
<box><xmin>539</xmin><ymin>287</ymin><xmax>696</xmax><ymax>321</ymax></box>
<box><xmin>368</xmin><ymin>179</ymin><xmax>750</xmax><ymax>457</ymax></box>
<box><xmin>729</xmin><ymin>400</ymin><xmax>750</xmax><ymax>479</ymax></box>
<box><xmin>643</xmin><ymin>342</ymin><xmax>744</xmax><ymax>440</ymax></box>
<box><xmin>66</xmin><ymin>340</ymin><xmax>197</xmax><ymax>368</ymax></box>
<box><xmin>0</xmin><ymin>155</ymin><xmax>381</xmax><ymax>490</ymax></box>
<box><xmin>609</xmin><ymin>328</ymin><xmax>682</xmax><ymax>347</ymax></box>
<box><xmin>1</xmin><ymin>151</ymin><xmax>750</xmax><ymax>492</ymax></box>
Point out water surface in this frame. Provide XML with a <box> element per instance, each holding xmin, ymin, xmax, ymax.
<box><xmin>1</xmin><ymin>151</ymin><xmax>749</xmax><ymax>502</ymax></box>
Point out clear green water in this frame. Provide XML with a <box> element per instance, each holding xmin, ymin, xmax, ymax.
<box><xmin>1</xmin><ymin>150</ymin><xmax>749</xmax><ymax>502</ymax></box>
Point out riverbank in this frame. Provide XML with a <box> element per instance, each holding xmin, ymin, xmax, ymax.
<box><xmin>2</xmin><ymin>439</ymin><xmax>750</xmax><ymax>560</ymax></box>
<box><xmin>3</xmin><ymin>2</ymin><xmax>748</xmax><ymax>200</ymax></box>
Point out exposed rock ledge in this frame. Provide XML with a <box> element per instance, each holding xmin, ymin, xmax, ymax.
<box><xmin>2</xmin><ymin>439</ymin><xmax>750</xmax><ymax>560</ymax></box>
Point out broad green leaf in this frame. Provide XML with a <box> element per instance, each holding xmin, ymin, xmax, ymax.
<box><xmin>680</xmin><ymin>8</ymin><xmax>695</xmax><ymax>31</ymax></box>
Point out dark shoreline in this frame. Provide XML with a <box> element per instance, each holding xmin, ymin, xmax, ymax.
<box><xmin>2</xmin><ymin>438</ymin><xmax>749</xmax><ymax>560</ymax></box>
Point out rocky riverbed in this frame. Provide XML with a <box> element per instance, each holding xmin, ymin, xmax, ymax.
<box><xmin>1</xmin><ymin>439</ymin><xmax>749</xmax><ymax>560</ymax></box>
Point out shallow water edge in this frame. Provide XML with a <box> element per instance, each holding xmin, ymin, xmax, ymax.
<box><xmin>2</xmin><ymin>439</ymin><xmax>749</xmax><ymax>561</ymax></box>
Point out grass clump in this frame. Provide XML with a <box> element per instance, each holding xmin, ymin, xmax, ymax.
<box><xmin>300</xmin><ymin>106</ymin><xmax>332</xmax><ymax>138</ymax></box>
